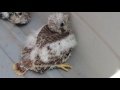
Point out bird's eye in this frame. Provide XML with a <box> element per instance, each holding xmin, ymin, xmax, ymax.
<box><xmin>19</xmin><ymin>12</ymin><xmax>22</xmax><ymax>15</ymax></box>
<box><xmin>61</xmin><ymin>23</ymin><xmax>64</xmax><ymax>27</ymax></box>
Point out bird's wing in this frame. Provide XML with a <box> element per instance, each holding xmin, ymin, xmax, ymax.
<box><xmin>36</xmin><ymin>25</ymin><xmax>69</xmax><ymax>48</ymax></box>
<box><xmin>36</xmin><ymin>25</ymin><xmax>49</xmax><ymax>48</ymax></box>
<box><xmin>36</xmin><ymin>25</ymin><xmax>70</xmax><ymax>63</ymax></box>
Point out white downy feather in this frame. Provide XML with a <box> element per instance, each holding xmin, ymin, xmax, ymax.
<box><xmin>38</xmin><ymin>33</ymin><xmax>77</xmax><ymax>63</ymax></box>
<box><xmin>25</xmin><ymin>25</ymin><xmax>45</xmax><ymax>49</ymax></box>
<box><xmin>30</xmin><ymin>47</ymin><xmax>39</xmax><ymax>61</ymax></box>
<box><xmin>1</xmin><ymin>12</ymin><xmax>9</xmax><ymax>19</ymax></box>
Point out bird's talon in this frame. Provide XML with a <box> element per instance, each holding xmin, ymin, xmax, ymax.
<box><xmin>56</xmin><ymin>63</ymin><xmax>73</xmax><ymax>72</ymax></box>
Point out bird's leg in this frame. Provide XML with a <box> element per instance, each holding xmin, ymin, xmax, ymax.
<box><xmin>56</xmin><ymin>63</ymin><xmax>73</xmax><ymax>72</ymax></box>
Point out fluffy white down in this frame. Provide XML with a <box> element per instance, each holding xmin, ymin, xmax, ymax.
<box><xmin>1</xmin><ymin>12</ymin><xmax>9</xmax><ymax>19</ymax></box>
<box><xmin>38</xmin><ymin>33</ymin><xmax>77</xmax><ymax>63</ymax></box>
<box><xmin>27</xmin><ymin>25</ymin><xmax>77</xmax><ymax>63</ymax></box>
<box><xmin>25</xmin><ymin>25</ymin><xmax>45</xmax><ymax>49</ymax></box>
<box><xmin>48</xmin><ymin>13</ymin><xmax>64</xmax><ymax>25</ymax></box>
<box><xmin>30</xmin><ymin>47</ymin><xmax>39</xmax><ymax>61</ymax></box>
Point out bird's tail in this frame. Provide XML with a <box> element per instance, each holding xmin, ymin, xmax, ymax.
<box><xmin>13</xmin><ymin>63</ymin><xmax>28</xmax><ymax>76</ymax></box>
<box><xmin>13</xmin><ymin>59</ymin><xmax>32</xmax><ymax>75</ymax></box>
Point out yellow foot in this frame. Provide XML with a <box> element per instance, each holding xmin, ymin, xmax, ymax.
<box><xmin>56</xmin><ymin>63</ymin><xmax>73</xmax><ymax>72</ymax></box>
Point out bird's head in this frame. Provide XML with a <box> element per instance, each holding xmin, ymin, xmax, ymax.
<box><xmin>48</xmin><ymin>13</ymin><xmax>70</xmax><ymax>34</ymax></box>
<box><xmin>10</xmin><ymin>12</ymin><xmax>31</xmax><ymax>25</ymax></box>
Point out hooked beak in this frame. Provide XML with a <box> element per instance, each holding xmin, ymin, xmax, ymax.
<box><xmin>61</xmin><ymin>28</ymin><xmax>65</xmax><ymax>32</ymax></box>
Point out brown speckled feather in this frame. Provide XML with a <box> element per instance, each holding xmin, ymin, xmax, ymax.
<box><xmin>31</xmin><ymin>50</ymin><xmax>72</xmax><ymax>73</ymax></box>
<box><xmin>36</xmin><ymin>25</ymin><xmax>69</xmax><ymax>48</ymax></box>
<box><xmin>20</xmin><ymin>25</ymin><xmax>71</xmax><ymax>73</ymax></box>
<box><xmin>22</xmin><ymin>25</ymin><xmax>69</xmax><ymax>55</ymax></box>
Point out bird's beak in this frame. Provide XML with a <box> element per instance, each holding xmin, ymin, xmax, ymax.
<box><xmin>61</xmin><ymin>28</ymin><xmax>65</xmax><ymax>32</ymax></box>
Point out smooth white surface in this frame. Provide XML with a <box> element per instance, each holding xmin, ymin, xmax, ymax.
<box><xmin>0</xmin><ymin>12</ymin><xmax>120</xmax><ymax>78</ymax></box>
<box><xmin>110</xmin><ymin>70</ymin><xmax>120</xmax><ymax>78</ymax></box>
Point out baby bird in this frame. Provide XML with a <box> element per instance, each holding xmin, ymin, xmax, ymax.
<box><xmin>0</xmin><ymin>12</ymin><xmax>31</xmax><ymax>25</ymax></box>
<box><xmin>13</xmin><ymin>13</ymin><xmax>77</xmax><ymax>75</ymax></box>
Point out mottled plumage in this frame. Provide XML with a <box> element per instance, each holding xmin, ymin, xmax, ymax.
<box><xmin>0</xmin><ymin>12</ymin><xmax>31</xmax><ymax>25</ymax></box>
<box><xmin>13</xmin><ymin>13</ymin><xmax>77</xmax><ymax>75</ymax></box>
